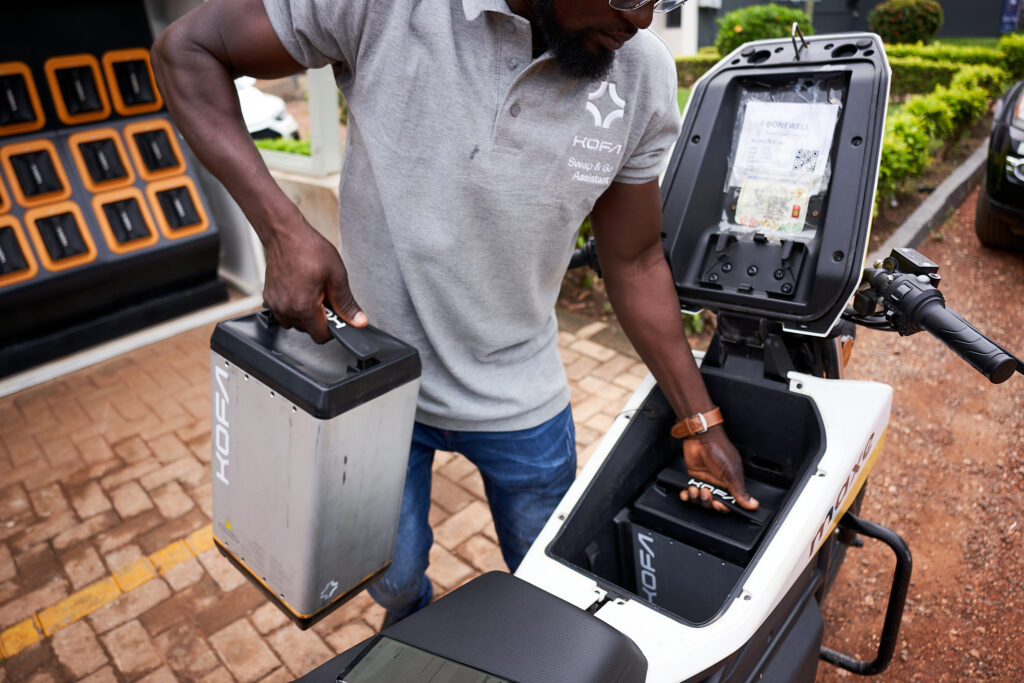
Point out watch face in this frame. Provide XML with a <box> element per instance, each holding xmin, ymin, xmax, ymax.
<box><xmin>338</xmin><ymin>636</ymin><xmax>510</xmax><ymax>683</ymax></box>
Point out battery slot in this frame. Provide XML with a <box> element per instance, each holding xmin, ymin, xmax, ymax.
<box><xmin>10</xmin><ymin>150</ymin><xmax>64</xmax><ymax>198</ymax></box>
<box><xmin>155</xmin><ymin>185</ymin><xmax>201</xmax><ymax>230</ymax></box>
<box><xmin>111</xmin><ymin>59</ymin><xmax>157</xmax><ymax>106</ymax></box>
<box><xmin>80</xmin><ymin>138</ymin><xmax>128</xmax><ymax>184</ymax></box>
<box><xmin>0</xmin><ymin>225</ymin><xmax>29</xmax><ymax>275</ymax></box>
<box><xmin>55</xmin><ymin>66</ymin><xmax>104</xmax><ymax>115</ymax></box>
<box><xmin>101</xmin><ymin>197</ymin><xmax>152</xmax><ymax>244</ymax></box>
<box><xmin>132</xmin><ymin>129</ymin><xmax>178</xmax><ymax>171</ymax></box>
<box><xmin>36</xmin><ymin>212</ymin><xmax>89</xmax><ymax>261</ymax></box>
<box><xmin>0</xmin><ymin>73</ymin><xmax>35</xmax><ymax>125</ymax></box>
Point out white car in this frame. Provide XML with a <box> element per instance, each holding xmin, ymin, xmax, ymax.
<box><xmin>235</xmin><ymin>76</ymin><xmax>300</xmax><ymax>140</ymax></box>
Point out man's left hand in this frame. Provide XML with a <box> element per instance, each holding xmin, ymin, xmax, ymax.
<box><xmin>680</xmin><ymin>428</ymin><xmax>759</xmax><ymax>513</ymax></box>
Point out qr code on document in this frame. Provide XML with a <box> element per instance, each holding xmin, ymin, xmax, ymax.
<box><xmin>792</xmin><ymin>149</ymin><xmax>819</xmax><ymax>173</ymax></box>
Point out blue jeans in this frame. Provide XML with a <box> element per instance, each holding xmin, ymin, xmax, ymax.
<box><xmin>368</xmin><ymin>404</ymin><xmax>577</xmax><ymax>620</ymax></box>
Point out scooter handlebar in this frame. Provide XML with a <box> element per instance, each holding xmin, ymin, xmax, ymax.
<box><xmin>867</xmin><ymin>268</ymin><xmax>1019</xmax><ymax>384</ymax></box>
<box><xmin>914</xmin><ymin>300</ymin><xmax>1017</xmax><ymax>384</ymax></box>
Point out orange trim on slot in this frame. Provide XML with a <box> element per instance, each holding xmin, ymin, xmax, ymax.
<box><xmin>123</xmin><ymin>118</ymin><xmax>184</xmax><ymax>181</ymax></box>
<box><xmin>25</xmin><ymin>201</ymin><xmax>97</xmax><ymax>271</ymax></box>
<box><xmin>101</xmin><ymin>49</ymin><xmax>163</xmax><ymax>116</ymax></box>
<box><xmin>0</xmin><ymin>174</ymin><xmax>9</xmax><ymax>214</ymax></box>
<box><xmin>67</xmin><ymin>127</ymin><xmax>135</xmax><ymax>193</ymax></box>
<box><xmin>0</xmin><ymin>215</ymin><xmax>39</xmax><ymax>288</ymax></box>
<box><xmin>92</xmin><ymin>187</ymin><xmax>159</xmax><ymax>254</ymax></box>
<box><xmin>44</xmin><ymin>54</ymin><xmax>111</xmax><ymax>125</ymax></box>
<box><xmin>0</xmin><ymin>62</ymin><xmax>45</xmax><ymax>137</ymax></box>
<box><xmin>146</xmin><ymin>177</ymin><xmax>209</xmax><ymax>240</ymax></box>
<box><xmin>0</xmin><ymin>139</ymin><xmax>72</xmax><ymax>208</ymax></box>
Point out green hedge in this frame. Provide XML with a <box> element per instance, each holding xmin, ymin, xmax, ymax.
<box><xmin>889</xmin><ymin>56</ymin><xmax>960</xmax><ymax>96</ymax></box>
<box><xmin>998</xmin><ymin>32</ymin><xmax>1024</xmax><ymax>78</ymax></box>
<box><xmin>884</xmin><ymin>42</ymin><xmax>1005</xmax><ymax>66</ymax></box>
<box><xmin>675</xmin><ymin>54</ymin><xmax>720</xmax><ymax>87</ymax></box>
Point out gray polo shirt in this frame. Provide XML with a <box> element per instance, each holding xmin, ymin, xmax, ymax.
<box><xmin>264</xmin><ymin>0</ymin><xmax>682</xmax><ymax>431</ymax></box>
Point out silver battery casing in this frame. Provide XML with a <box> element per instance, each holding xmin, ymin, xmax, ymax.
<box><xmin>209</xmin><ymin>314</ymin><xmax>420</xmax><ymax>626</ymax></box>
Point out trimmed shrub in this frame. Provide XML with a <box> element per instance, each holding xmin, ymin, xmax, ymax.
<box><xmin>878</xmin><ymin>111</ymin><xmax>930</xmax><ymax>201</ymax></box>
<box><xmin>868</xmin><ymin>0</ymin><xmax>943</xmax><ymax>45</ymax></box>
<box><xmin>951</xmin><ymin>63</ymin><xmax>1011</xmax><ymax>100</ymax></box>
<box><xmin>885</xmin><ymin>43</ymin><xmax>1004</xmax><ymax>67</ymax></box>
<box><xmin>889</xmin><ymin>56</ymin><xmax>959</xmax><ymax>96</ymax></box>
<box><xmin>902</xmin><ymin>94</ymin><xmax>955</xmax><ymax>141</ymax></box>
<box><xmin>998</xmin><ymin>32</ymin><xmax>1024</xmax><ymax>78</ymax></box>
<box><xmin>675</xmin><ymin>54</ymin><xmax>720</xmax><ymax>87</ymax></box>
<box><xmin>714</xmin><ymin>4</ymin><xmax>812</xmax><ymax>57</ymax></box>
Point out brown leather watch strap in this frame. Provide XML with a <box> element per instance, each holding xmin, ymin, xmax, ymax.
<box><xmin>670</xmin><ymin>406</ymin><xmax>724</xmax><ymax>439</ymax></box>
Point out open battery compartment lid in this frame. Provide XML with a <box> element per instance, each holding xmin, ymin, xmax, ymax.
<box><xmin>660</xmin><ymin>33</ymin><xmax>890</xmax><ymax>337</ymax></box>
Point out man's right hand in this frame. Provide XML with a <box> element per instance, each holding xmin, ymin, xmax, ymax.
<box><xmin>262</xmin><ymin>219</ymin><xmax>367</xmax><ymax>344</ymax></box>
<box><xmin>152</xmin><ymin>0</ymin><xmax>366</xmax><ymax>344</ymax></box>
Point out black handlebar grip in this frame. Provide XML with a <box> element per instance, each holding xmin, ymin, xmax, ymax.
<box><xmin>914</xmin><ymin>300</ymin><xmax>1017</xmax><ymax>384</ymax></box>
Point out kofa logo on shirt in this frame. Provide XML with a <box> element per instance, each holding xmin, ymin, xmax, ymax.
<box><xmin>586</xmin><ymin>81</ymin><xmax>625</xmax><ymax>129</ymax></box>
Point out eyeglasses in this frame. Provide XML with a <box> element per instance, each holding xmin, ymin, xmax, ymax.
<box><xmin>609</xmin><ymin>0</ymin><xmax>689</xmax><ymax>13</ymax></box>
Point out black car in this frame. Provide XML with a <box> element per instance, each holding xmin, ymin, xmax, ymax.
<box><xmin>976</xmin><ymin>79</ymin><xmax>1024</xmax><ymax>250</ymax></box>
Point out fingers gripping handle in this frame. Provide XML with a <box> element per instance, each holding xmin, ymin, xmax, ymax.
<box><xmin>915</xmin><ymin>301</ymin><xmax>1017</xmax><ymax>384</ymax></box>
<box><xmin>323</xmin><ymin>306</ymin><xmax>379</xmax><ymax>362</ymax></box>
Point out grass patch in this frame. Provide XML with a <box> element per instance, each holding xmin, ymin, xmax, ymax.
<box><xmin>677</xmin><ymin>87</ymin><xmax>691</xmax><ymax>113</ymax></box>
<box><xmin>254</xmin><ymin>136</ymin><xmax>311</xmax><ymax>156</ymax></box>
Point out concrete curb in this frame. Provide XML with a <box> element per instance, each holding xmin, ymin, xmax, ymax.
<box><xmin>869</xmin><ymin>142</ymin><xmax>988</xmax><ymax>264</ymax></box>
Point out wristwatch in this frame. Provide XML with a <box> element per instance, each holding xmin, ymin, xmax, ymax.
<box><xmin>671</xmin><ymin>407</ymin><xmax>724</xmax><ymax>439</ymax></box>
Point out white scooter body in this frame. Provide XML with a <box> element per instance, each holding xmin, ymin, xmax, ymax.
<box><xmin>516</xmin><ymin>366</ymin><xmax>891</xmax><ymax>681</ymax></box>
<box><xmin>517</xmin><ymin>32</ymin><xmax>895</xmax><ymax>681</ymax></box>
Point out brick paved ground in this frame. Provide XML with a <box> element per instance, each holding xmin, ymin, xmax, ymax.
<box><xmin>0</xmin><ymin>311</ymin><xmax>647</xmax><ymax>682</ymax></box>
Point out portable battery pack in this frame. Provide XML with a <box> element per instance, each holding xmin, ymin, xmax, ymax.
<box><xmin>209</xmin><ymin>310</ymin><xmax>421</xmax><ymax>628</ymax></box>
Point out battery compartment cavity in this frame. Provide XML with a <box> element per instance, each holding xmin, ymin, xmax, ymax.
<box><xmin>548</xmin><ymin>368</ymin><xmax>824</xmax><ymax>625</ymax></box>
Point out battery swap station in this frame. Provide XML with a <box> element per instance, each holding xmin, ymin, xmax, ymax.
<box><xmin>0</xmin><ymin>2</ymin><xmax>226</xmax><ymax>376</ymax></box>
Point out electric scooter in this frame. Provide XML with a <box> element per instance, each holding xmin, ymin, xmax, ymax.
<box><xmin>279</xmin><ymin>32</ymin><xmax>1022</xmax><ymax>682</ymax></box>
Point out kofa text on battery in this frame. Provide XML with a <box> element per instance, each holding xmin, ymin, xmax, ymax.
<box><xmin>213</xmin><ymin>365</ymin><xmax>230</xmax><ymax>486</ymax></box>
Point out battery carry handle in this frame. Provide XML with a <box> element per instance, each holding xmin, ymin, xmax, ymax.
<box><xmin>257</xmin><ymin>306</ymin><xmax>380</xmax><ymax>365</ymax></box>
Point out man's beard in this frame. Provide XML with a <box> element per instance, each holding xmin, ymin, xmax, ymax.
<box><xmin>533</xmin><ymin>0</ymin><xmax>616</xmax><ymax>80</ymax></box>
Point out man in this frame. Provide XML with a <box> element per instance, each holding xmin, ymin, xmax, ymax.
<box><xmin>153</xmin><ymin>0</ymin><xmax>758</xmax><ymax>624</ymax></box>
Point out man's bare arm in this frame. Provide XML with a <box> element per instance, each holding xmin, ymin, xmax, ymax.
<box><xmin>591</xmin><ymin>180</ymin><xmax>758</xmax><ymax>512</ymax></box>
<box><xmin>152</xmin><ymin>0</ymin><xmax>364</xmax><ymax>341</ymax></box>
